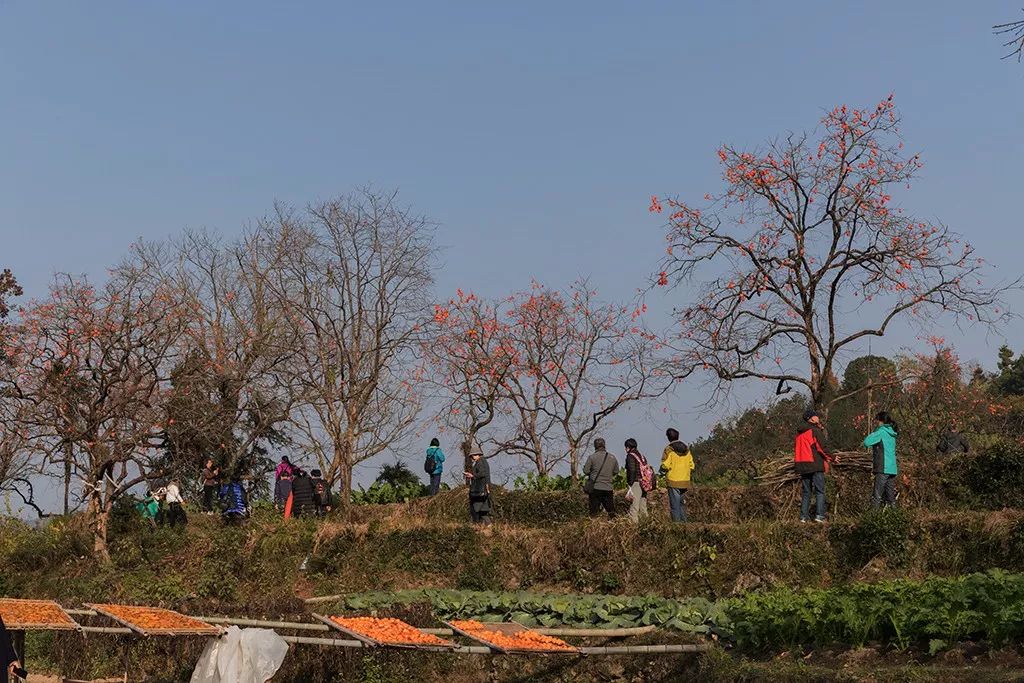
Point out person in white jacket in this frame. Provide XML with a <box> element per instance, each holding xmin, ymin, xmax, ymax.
<box><xmin>164</xmin><ymin>480</ymin><xmax>188</xmax><ymax>528</ymax></box>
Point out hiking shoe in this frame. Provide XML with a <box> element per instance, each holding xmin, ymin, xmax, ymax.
<box><xmin>814</xmin><ymin>517</ymin><xmax>828</xmax><ymax>523</ymax></box>
<box><xmin>799</xmin><ymin>519</ymin><xmax>809</xmax><ymax>523</ymax></box>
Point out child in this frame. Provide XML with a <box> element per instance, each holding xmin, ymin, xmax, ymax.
<box><xmin>661</xmin><ymin>428</ymin><xmax>695</xmax><ymax>522</ymax></box>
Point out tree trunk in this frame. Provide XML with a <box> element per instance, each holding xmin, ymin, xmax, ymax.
<box><xmin>87</xmin><ymin>489</ymin><xmax>110</xmax><ymax>563</ymax></box>
<box><xmin>62</xmin><ymin>443</ymin><xmax>72</xmax><ymax>516</ymax></box>
<box><xmin>332</xmin><ymin>441</ymin><xmax>353</xmax><ymax>507</ymax></box>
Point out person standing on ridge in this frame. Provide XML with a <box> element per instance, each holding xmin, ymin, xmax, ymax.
<box><xmin>865</xmin><ymin>411</ymin><xmax>899</xmax><ymax>508</ymax></box>
<box><xmin>465</xmin><ymin>445</ymin><xmax>492</xmax><ymax>525</ymax></box>
<box><xmin>794</xmin><ymin>410</ymin><xmax>836</xmax><ymax>522</ymax></box>
<box><xmin>624</xmin><ymin>438</ymin><xmax>655</xmax><ymax>523</ymax></box>
<box><xmin>583</xmin><ymin>437</ymin><xmax>619</xmax><ymax>518</ymax></box>
<box><xmin>201</xmin><ymin>458</ymin><xmax>220</xmax><ymax>513</ymax></box>
<box><xmin>660</xmin><ymin>428</ymin><xmax>695</xmax><ymax>522</ymax></box>
<box><xmin>425</xmin><ymin>438</ymin><xmax>445</xmax><ymax>496</ymax></box>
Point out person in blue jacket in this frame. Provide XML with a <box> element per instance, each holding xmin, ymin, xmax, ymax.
<box><xmin>426</xmin><ymin>438</ymin><xmax>445</xmax><ymax>496</ymax></box>
<box><xmin>219</xmin><ymin>476</ymin><xmax>249</xmax><ymax>525</ymax></box>
<box><xmin>864</xmin><ymin>411</ymin><xmax>899</xmax><ymax>508</ymax></box>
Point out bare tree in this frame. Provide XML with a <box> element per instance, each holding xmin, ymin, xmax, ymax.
<box><xmin>134</xmin><ymin>231</ymin><xmax>297</xmax><ymax>484</ymax></box>
<box><xmin>994</xmin><ymin>12</ymin><xmax>1024</xmax><ymax>61</ymax></box>
<box><xmin>652</xmin><ymin>96</ymin><xmax>1015</xmax><ymax>415</ymax></box>
<box><xmin>10</xmin><ymin>265</ymin><xmax>184</xmax><ymax>560</ymax></box>
<box><xmin>263</xmin><ymin>189</ymin><xmax>435</xmax><ymax>501</ymax></box>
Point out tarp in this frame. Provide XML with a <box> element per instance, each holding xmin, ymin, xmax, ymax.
<box><xmin>191</xmin><ymin>626</ymin><xmax>289</xmax><ymax>683</ymax></box>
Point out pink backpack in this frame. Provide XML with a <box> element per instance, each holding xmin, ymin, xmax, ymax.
<box><xmin>631</xmin><ymin>450</ymin><xmax>657</xmax><ymax>493</ymax></box>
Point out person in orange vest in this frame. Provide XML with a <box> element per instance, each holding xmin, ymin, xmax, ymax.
<box><xmin>794</xmin><ymin>410</ymin><xmax>837</xmax><ymax>522</ymax></box>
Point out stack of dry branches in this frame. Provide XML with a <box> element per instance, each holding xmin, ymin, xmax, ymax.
<box><xmin>755</xmin><ymin>451</ymin><xmax>872</xmax><ymax>488</ymax></box>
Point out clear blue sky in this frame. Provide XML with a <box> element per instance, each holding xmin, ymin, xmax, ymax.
<box><xmin>2</xmin><ymin>2</ymin><xmax>1023</xmax><ymax>494</ymax></box>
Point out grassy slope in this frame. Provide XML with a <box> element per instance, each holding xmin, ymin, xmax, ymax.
<box><xmin>4</xmin><ymin>488</ymin><xmax>1024</xmax><ymax>681</ymax></box>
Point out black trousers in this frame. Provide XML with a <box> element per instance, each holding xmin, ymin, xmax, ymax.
<box><xmin>588</xmin><ymin>489</ymin><xmax>614</xmax><ymax>518</ymax></box>
<box><xmin>202</xmin><ymin>485</ymin><xmax>217</xmax><ymax>511</ymax></box>
<box><xmin>166</xmin><ymin>502</ymin><xmax>188</xmax><ymax>527</ymax></box>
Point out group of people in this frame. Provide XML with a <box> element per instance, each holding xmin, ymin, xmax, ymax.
<box><xmin>136</xmin><ymin>460</ymin><xmax>251</xmax><ymax>527</ymax></box>
<box><xmin>795</xmin><ymin>409</ymin><xmax>900</xmax><ymax>522</ymax></box>
<box><xmin>272</xmin><ymin>456</ymin><xmax>333</xmax><ymax>518</ymax></box>
<box><xmin>567</xmin><ymin>408</ymin><xmax>901</xmax><ymax>525</ymax></box>
<box><xmin>136</xmin><ymin>479</ymin><xmax>189</xmax><ymax>528</ymax></box>
<box><xmin>580</xmin><ymin>429</ymin><xmax>695</xmax><ymax>523</ymax></box>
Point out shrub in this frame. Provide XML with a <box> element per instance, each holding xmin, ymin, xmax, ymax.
<box><xmin>845</xmin><ymin>506</ymin><xmax>913</xmax><ymax>567</ymax></box>
<box><xmin>945</xmin><ymin>438</ymin><xmax>1024</xmax><ymax>509</ymax></box>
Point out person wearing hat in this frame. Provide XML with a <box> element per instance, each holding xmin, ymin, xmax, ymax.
<box><xmin>794</xmin><ymin>409</ymin><xmax>836</xmax><ymax>522</ymax></box>
<box><xmin>464</xmin><ymin>445</ymin><xmax>492</xmax><ymax>525</ymax></box>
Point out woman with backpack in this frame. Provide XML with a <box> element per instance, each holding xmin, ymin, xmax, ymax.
<box><xmin>425</xmin><ymin>438</ymin><xmax>445</xmax><ymax>496</ymax></box>
<box><xmin>624</xmin><ymin>438</ymin><xmax>655</xmax><ymax>523</ymax></box>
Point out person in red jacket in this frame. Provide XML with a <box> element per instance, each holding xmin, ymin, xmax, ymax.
<box><xmin>794</xmin><ymin>410</ymin><xmax>836</xmax><ymax>522</ymax></box>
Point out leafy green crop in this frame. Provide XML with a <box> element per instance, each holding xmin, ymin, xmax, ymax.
<box><xmin>334</xmin><ymin>588</ymin><xmax>726</xmax><ymax>634</ymax></box>
<box><xmin>727</xmin><ymin>569</ymin><xmax>1024</xmax><ymax>651</ymax></box>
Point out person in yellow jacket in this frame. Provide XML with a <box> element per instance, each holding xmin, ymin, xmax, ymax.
<box><xmin>661</xmin><ymin>428</ymin><xmax>695</xmax><ymax>522</ymax></box>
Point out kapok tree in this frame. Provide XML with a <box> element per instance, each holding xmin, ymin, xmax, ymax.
<box><xmin>652</xmin><ymin>96</ymin><xmax>1013</xmax><ymax>415</ymax></box>
<box><xmin>11</xmin><ymin>267</ymin><xmax>183</xmax><ymax>560</ymax></box>
<box><xmin>427</xmin><ymin>290</ymin><xmax>518</xmax><ymax>471</ymax></box>
<box><xmin>496</xmin><ymin>281</ymin><xmax>672</xmax><ymax>477</ymax></box>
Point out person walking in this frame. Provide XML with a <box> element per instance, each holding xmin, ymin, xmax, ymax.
<box><xmin>865</xmin><ymin>411</ymin><xmax>899</xmax><ymax>508</ymax></box>
<box><xmin>794</xmin><ymin>410</ymin><xmax>836</xmax><ymax>522</ymax></box>
<box><xmin>310</xmin><ymin>469</ymin><xmax>331</xmax><ymax>515</ymax></box>
<box><xmin>660</xmin><ymin>429</ymin><xmax>695</xmax><ymax>522</ymax></box>
<box><xmin>274</xmin><ymin>469</ymin><xmax>293</xmax><ymax>513</ymax></box>
<box><xmin>465</xmin><ymin>445</ymin><xmax>492</xmax><ymax>525</ymax></box>
<box><xmin>289</xmin><ymin>468</ymin><xmax>317</xmax><ymax>517</ymax></box>
<box><xmin>164</xmin><ymin>480</ymin><xmax>188</xmax><ymax>528</ymax></box>
<box><xmin>624</xmin><ymin>438</ymin><xmax>655</xmax><ymax>523</ymax></box>
<box><xmin>201</xmin><ymin>459</ymin><xmax>220</xmax><ymax>513</ymax></box>
<box><xmin>583</xmin><ymin>438</ymin><xmax>619</xmax><ymax>518</ymax></box>
<box><xmin>425</xmin><ymin>438</ymin><xmax>446</xmax><ymax>496</ymax></box>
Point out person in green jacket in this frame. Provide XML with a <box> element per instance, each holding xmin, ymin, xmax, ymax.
<box><xmin>136</xmin><ymin>489</ymin><xmax>160</xmax><ymax>529</ymax></box>
<box><xmin>864</xmin><ymin>411</ymin><xmax>899</xmax><ymax>508</ymax></box>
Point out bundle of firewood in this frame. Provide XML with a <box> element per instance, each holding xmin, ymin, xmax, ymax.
<box><xmin>755</xmin><ymin>451</ymin><xmax>873</xmax><ymax>488</ymax></box>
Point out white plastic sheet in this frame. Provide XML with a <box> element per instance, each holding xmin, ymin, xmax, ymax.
<box><xmin>191</xmin><ymin>626</ymin><xmax>289</xmax><ymax>683</ymax></box>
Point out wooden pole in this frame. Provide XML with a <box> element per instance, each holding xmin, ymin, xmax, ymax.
<box><xmin>193</xmin><ymin>616</ymin><xmax>330</xmax><ymax>632</ymax></box>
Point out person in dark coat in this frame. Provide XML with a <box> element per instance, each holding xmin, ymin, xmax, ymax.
<box><xmin>1</xmin><ymin>615</ymin><xmax>22</xmax><ymax>683</ymax></box>
<box><xmin>464</xmin><ymin>445</ymin><xmax>492</xmax><ymax>525</ymax></box>
<box><xmin>310</xmin><ymin>469</ymin><xmax>332</xmax><ymax>515</ymax></box>
<box><xmin>274</xmin><ymin>470</ymin><xmax>293</xmax><ymax>512</ymax></box>
<box><xmin>583</xmin><ymin>438</ymin><xmax>619</xmax><ymax>518</ymax></box>
<box><xmin>289</xmin><ymin>469</ymin><xmax>317</xmax><ymax>517</ymax></box>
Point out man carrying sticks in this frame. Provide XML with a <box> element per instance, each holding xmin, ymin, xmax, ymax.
<box><xmin>794</xmin><ymin>410</ymin><xmax>837</xmax><ymax>523</ymax></box>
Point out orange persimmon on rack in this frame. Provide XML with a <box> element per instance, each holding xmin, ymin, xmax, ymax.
<box><xmin>85</xmin><ymin>603</ymin><xmax>222</xmax><ymax>636</ymax></box>
<box><xmin>316</xmin><ymin>614</ymin><xmax>456</xmax><ymax>650</ymax></box>
<box><xmin>0</xmin><ymin>598</ymin><xmax>79</xmax><ymax>631</ymax></box>
<box><xmin>448</xmin><ymin>619</ymin><xmax>578</xmax><ymax>654</ymax></box>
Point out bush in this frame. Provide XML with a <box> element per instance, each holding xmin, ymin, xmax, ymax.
<box><xmin>834</xmin><ymin>506</ymin><xmax>913</xmax><ymax>567</ymax></box>
<box><xmin>945</xmin><ymin>438</ymin><xmax>1024</xmax><ymax>509</ymax></box>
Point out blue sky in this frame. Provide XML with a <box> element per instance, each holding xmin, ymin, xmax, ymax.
<box><xmin>2</xmin><ymin>2</ymin><xmax>1023</xmax><ymax>494</ymax></box>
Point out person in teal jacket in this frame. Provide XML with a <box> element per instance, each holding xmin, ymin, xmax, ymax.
<box><xmin>426</xmin><ymin>438</ymin><xmax>445</xmax><ymax>496</ymax></box>
<box><xmin>864</xmin><ymin>411</ymin><xmax>898</xmax><ymax>508</ymax></box>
